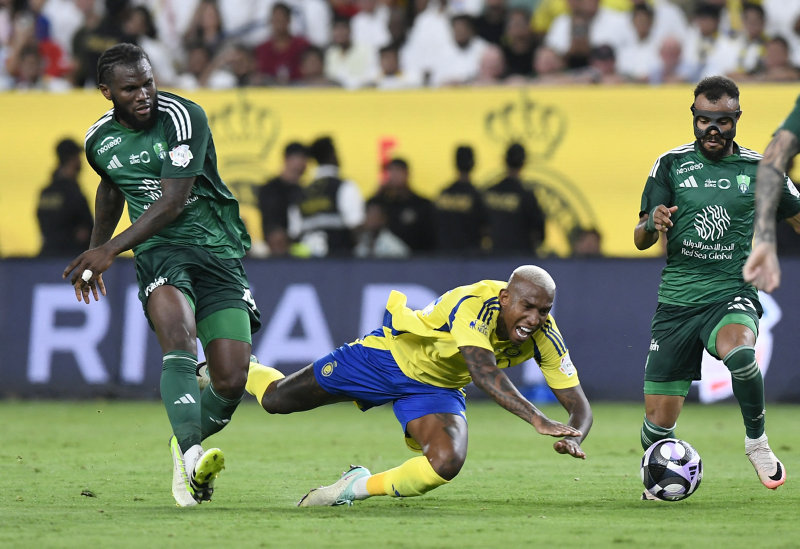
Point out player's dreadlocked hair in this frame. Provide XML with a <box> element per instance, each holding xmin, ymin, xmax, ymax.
<box><xmin>97</xmin><ymin>43</ymin><xmax>150</xmax><ymax>86</ymax></box>
<box><xmin>693</xmin><ymin>75</ymin><xmax>740</xmax><ymax>102</ymax></box>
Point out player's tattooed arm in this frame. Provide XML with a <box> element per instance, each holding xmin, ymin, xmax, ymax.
<box><xmin>90</xmin><ymin>177</ymin><xmax>125</xmax><ymax>248</ymax></box>
<box><xmin>754</xmin><ymin>130</ymin><xmax>800</xmax><ymax>245</ymax></box>
<box><xmin>551</xmin><ymin>385</ymin><xmax>593</xmax><ymax>446</ymax></box>
<box><xmin>461</xmin><ymin>345</ymin><xmax>581</xmax><ymax>438</ymax></box>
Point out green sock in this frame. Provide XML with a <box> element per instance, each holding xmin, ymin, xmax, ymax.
<box><xmin>160</xmin><ymin>351</ymin><xmax>202</xmax><ymax>452</ymax></box>
<box><xmin>201</xmin><ymin>384</ymin><xmax>243</xmax><ymax>440</ymax></box>
<box><xmin>640</xmin><ymin>416</ymin><xmax>674</xmax><ymax>451</ymax></box>
<box><xmin>723</xmin><ymin>346</ymin><xmax>765</xmax><ymax>439</ymax></box>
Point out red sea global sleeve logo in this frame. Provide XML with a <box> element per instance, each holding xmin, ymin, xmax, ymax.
<box><xmin>169</xmin><ymin>144</ymin><xmax>193</xmax><ymax>168</ymax></box>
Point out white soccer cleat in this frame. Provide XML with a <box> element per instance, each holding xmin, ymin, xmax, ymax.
<box><xmin>745</xmin><ymin>434</ymin><xmax>786</xmax><ymax>490</ymax></box>
<box><xmin>640</xmin><ymin>489</ymin><xmax>661</xmax><ymax>501</ymax></box>
<box><xmin>169</xmin><ymin>436</ymin><xmax>199</xmax><ymax>507</ymax></box>
<box><xmin>297</xmin><ymin>465</ymin><xmax>371</xmax><ymax>507</ymax></box>
<box><xmin>191</xmin><ymin>447</ymin><xmax>225</xmax><ymax>502</ymax></box>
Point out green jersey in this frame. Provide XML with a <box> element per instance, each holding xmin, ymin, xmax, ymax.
<box><xmin>84</xmin><ymin>91</ymin><xmax>250</xmax><ymax>258</ymax></box>
<box><xmin>640</xmin><ymin>141</ymin><xmax>800</xmax><ymax>306</ymax></box>
<box><xmin>778</xmin><ymin>94</ymin><xmax>800</xmax><ymax>141</ymax></box>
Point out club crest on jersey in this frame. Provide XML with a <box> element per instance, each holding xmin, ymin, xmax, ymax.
<box><xmin>737</xmin><ymin>174</ymin><xmax>751</xmax><ymax>193</ymax></box>
<box><xmin>169</xmin><ymin>144</ymin><xmax>193</xmax><ymax>168</ymax></box>
<box><xmin>153</xmin><ymin>142</ymin><xmax>167</xmax><ymax>160</ymax></box>
<box><xmin>320</xmin><ymin>361</ymin><xmax>337</xmax><ymax>377</ymax></box>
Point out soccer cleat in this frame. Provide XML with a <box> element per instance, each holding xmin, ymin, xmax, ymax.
<box><xmin>191</xmin><ymin>447</ymin><xmax>225</xmax><ymax>502</ymax></box>
<box><xmin>745</xmin><ymin>434</ymin><xmax>786</xmax><ymax>490</ymax></box>
<box><xmin>169</xmin><ymin>436</ymin><xmax>199</xmax><ymax>507</ymax></box>
<box><xmin>297</xmin><ymin>465</ymin><xmax>371</xmax><ymax>507</ymax></box>
<box><xmin>640</xmin><ymin>490</ymin><xmax>660</xmax><ymax>501</ymax></box>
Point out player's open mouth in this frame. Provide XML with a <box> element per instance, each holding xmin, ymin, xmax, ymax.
<box><xmin>515</xmin><ymin>325</ymin><xmax>532</xmax><ymax>339</ymax></box>
<box><xmin>135</xmin><ymin>104</ymin><xmax>151</xmax><ymax>115</ymax></box>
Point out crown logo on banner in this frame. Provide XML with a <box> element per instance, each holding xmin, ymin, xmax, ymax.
<box><xmin>483</xmin><ymin>88</ymin><xmax>567</xmax><ymax>161</ymax></box>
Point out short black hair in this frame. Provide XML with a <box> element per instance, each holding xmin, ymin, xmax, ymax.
<box><xmin>505</xmin><ymin>143</ymin><xmax>526</xmax><ymax>170</ymax></box>
<box><xmin>695</xmin><ymin>2</ymin><xmax>722</xmax><ymax>19</ymax></box>
<box><xmin>284</xmin><ymin>141</ymin><xmax>307</xmax><ymax>157</ymax></box>
<box><xmin>56</xmin><ymin>138</ymin><xmax>82</xmax><ymax>165</ymax></box>
<box><xmin>455</xmin><ymin>145</ymin><xmax>474</xmax><ymax>172</ymax></box>
<box><xmin>97</xmin><ymin>42</ymin><xmax>150</xmax><ymax>86</ymax></box>
<box><xmin>742</xmin><ymin>2</ymin><xmax>765</xmax><ymax>18</ymax></box>
<box><xmin>272</xmin><ymin>2</ymin><xmax>291</xmax><ymax>18</ymax></box>
<box><xmin>309</xmin><ymin>136</ymin><xmax>337</xmax><ymax>164</ymax></box>
<box><xmin>693</xmin><ymin>75</ymin><xmax>740</xmax><ymax>102</ymax></box>
<box><xmin>387</xmin><ymin>158</ymin><xmax>408</xmax><ymax>171</ymax></box>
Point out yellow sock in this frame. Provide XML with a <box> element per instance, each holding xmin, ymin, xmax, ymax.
<box><xmin>245</xmin><ymin>361</ymin><xmax>285</xmax><ymax>403</ymax></box>
<box><xmin>365</xmin><ymin>456</ymin><xmax>449</xmax><ymax>497</ymax></box>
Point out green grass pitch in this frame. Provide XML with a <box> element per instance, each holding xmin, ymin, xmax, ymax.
<box><xmin>2</xmin><ymin>399</ymin><xmax>798</xmax><ymax>549</ymax></box>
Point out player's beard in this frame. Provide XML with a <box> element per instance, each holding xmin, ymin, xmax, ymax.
<box><xmin>112</xmin><ymin>94</ymin><xmax>158</xmax><ymax>131</ymax></box>
<box><xmin>697</xmin><ymin>136</ymin><xmax>730</xmax><ymax>162</ymax></box>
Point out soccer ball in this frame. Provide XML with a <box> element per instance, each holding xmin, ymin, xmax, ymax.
<box><xmin>641</xmin><ymin>438</ymin><xmax>703</xmax><ymax>501</ymax></box>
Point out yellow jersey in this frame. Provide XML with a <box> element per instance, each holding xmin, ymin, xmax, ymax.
<box><xmin>359</xmin><ymin>280</ymin><xmax>580</xmax><ymax>391</ymax></box>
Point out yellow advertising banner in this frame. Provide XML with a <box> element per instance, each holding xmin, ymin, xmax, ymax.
<box><xmin>1</xmin><ymin>84</ymin><xmax>796</xmax><ymax>258</ymax></box>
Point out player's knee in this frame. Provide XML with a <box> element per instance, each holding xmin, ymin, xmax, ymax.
<box><xmin>427</xmin><ymin>448</ymin><xmax>466</xmax><ymax>480</ymax></box>
<box><xmin>210</xmin><ymin>367</ymin><xmax>247</xmax><ymax>398</ymax></box>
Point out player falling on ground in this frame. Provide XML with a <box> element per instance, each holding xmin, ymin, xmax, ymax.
<box><xmin>63</xmin><ymin>43</ymin><xmax>261</xmax><ymax>507</ymax></box>
<box><xmin>244</xmin><ymin>265</ymin><xmax>592</xmax><ymax>506</ymax></box>
<box><xmin>634</xmin><ymin>76</ymin><xmax>800</xmax><ymax>498</ymax></box>
<box><xmin>744</xmin><ymin>94</ymin><xmax>800</xmax><ymax>292</ymax></box>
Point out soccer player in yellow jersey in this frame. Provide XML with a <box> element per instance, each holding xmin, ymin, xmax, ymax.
<box><xmin>245</xmin><ymin>265</ymin><xmax>592</xmax><ymax>506</ymax></box>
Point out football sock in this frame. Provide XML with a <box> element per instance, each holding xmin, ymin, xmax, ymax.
<box><xmin>160</xmin><ymin>351</ymin><xmax>202</xmax><ymax>452</ymax></box>
<box><xmin>200</xmin><ymin>383</ymin><xmax>242</xmax><ymax>440</ymax></box>
<box><xmin>640</xmin><ymin>416</ymin><xmax>675</xmax><ymax>451</ymax></box>
<box><xmin>723</xmin><ymin>345</ymin><xmax>765</xmax><ymax>439</ymax></box>
<box><xmin>245</xmin><ymin>361</ymin><xmax>285</xmax><ymax>404</ymax></box>
<box><xmin>366</xmin><ymin>456</ymin><xmax>449</xmax><ymax>498</ymax></box>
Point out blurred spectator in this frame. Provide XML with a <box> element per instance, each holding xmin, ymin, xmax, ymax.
<box><xmin>295</xmin><ymin>44</ymin><xmax>340</xmax><ymax>86</ymax></box>
<box><xmin>544</xmin><ymin>0</ymin><xmax>636</xmax><ymax>70</ymax></box>
<box><xmin>351</xmin><ymin>0</ymin><xmax>391</xmax><ymax>49</ymax></box>
<box><xmin>213</xmin><ymin>42</ymin><xmax>261</xmax><ymax>87</ymax></box>
<box><xmin>569</xmin><ymin>226</ymin><xmax>603</xmax><ymax>257</ymax></box>
<box><xmin>730</xmin><ymin>2</ymin><xmax>767</xmax><ymax>76</ymax></box>
<box><xmin>182</xmin><ymin>0</ymin><xmax>227</xmax><ymax>58</ymax></box>
<box><xmin>136</xmin><ymin>0</ymin><xmax>200</xmax><ymax>61</ymax></box>
<box><xmin>741</xmin><ymin>36</ymin><xmax>800</xmax><ymax>82</ymax></box>
<box><xmin>386</xmin><ymin>6</ymin><xmax>415</xmax><ymax>73</ymax></box>
<box><xmin>258</xmin><ymin>141</ymin><xmax>308</xmax><ymax>257</ymax></box>
<box><xmin>617</xmin><ymin>4</ymin><xmax>661</xmax><ymax>82</ymax></box>
<box><xmin>354</xmin><ymin>201</ymin><xmax>411</xmax><ymax>258</ymax></box>
<box><xmin>71</xmin><ymin>0</ymin><xmax>131</xmax><ymax>87</ymax></box>
<box><xmin>475</xmin><ymin>0</ymin><xmax>506</xmax><ymax>45</ymax></box>
<box><xmin>682</xmin><ymin>3</ymin><xmax>739</xmax><ymax>80</ymax></box>
<box><xmin>284</xmin><ymin>0</ymin><xmax>332</xmax><ymax>48</ymax></box>
<box><xmin>472</xmin><ymin>43</ymin><xmax>506</xmax><ymax>84</ymax></box>
<box><xmin>763</xmin><ymin>0</ymin><xmax>800</xmax><ymax>67</ymax></box>
<box><xmin>258</xmin><ymin>141</ymin><xmax>307</xmax><ymax>239</ymax></box>
<box><xmin>174</xmin><ymin>41</ymin><xmax>237</xmax><ymax>89</ymax></box>
<box><xmin>288</xmin><ymin>136</ymin><xmax>365</xmax><ymax>257</ymax></box>
<box><xmin>500</xmin><ymin>7</ymin><xmax>536</xmax><ymax>78</ymax></box>
<box><xmin>36</xmin><ymin>138</ymin><xmax>93</xmax><ymax>257</ymax></box>
<box><xmin>435</xmin><ymin>145</ymin><xmax>489</xmax><ymax>255</ymax></box>
<box><xmin>431</xmin><ymin>14</ymin><xmax>488</xmax><ymax>86</ymax></box>
<box><xmin>483</xmin><ymin>143</ymin><xmax>546</xmax><ymax>255</ymax></box>
<box><xmin>123</xmin><ymin>5</ymin><xmax>178</xmax><ymax>86</ymax></box>
<box><xmin>375</xmin><ymin>42</ymin><xmax>422</xmax><ymax>89</ymax></box>
<box><xmin>648</xmin><ymin>35</ymin><xmax>694</xmax><ymax>84</ymax></box>
<box><xmin>530</xmin><ymin>45</ymin><xmax>569</xmax><ymax>84</ymax></box>
<box><xmin>367</xmin><ymin>158</ymin><xmax>437</xmax><ymax>253</ymax></box>
<box><xmin>216</xmin><ymin>0</ymin><xmax>271</xmax><ymax>47</ymax></box>
<box><xmin>403</xmin><ymin>0</ymin><xmax>454</xmax><ymax>83</ymax></box>
<box><xmin>567</xmin><ymin>43</ymin><xmax>627</xmax><ymax>84</ymax></box>
<box><xmin>324</xmin><ymin>14</ymin><xmax>379</xmax><ymax>89</ymax></box>
<box><xmin>41</xmin><ymin>0</ymin><xmax>84</xmax><ymax>63</ymax></box>
<box><xmin>254</xmin><ymin>2</ymin><xmax>310</xmax><ymax>85</ymax></box>
<box><xmin>629</xmin><ymin>0</ymin><xmax>688</xmax><ymax>45</ymax></box>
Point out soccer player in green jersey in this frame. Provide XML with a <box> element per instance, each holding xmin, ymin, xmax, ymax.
<box><xmin>744</xmin><ymin>95</ymin><xmax>800</xmax><ymax>292</ymax></box>
<box><xmin>634</xmin><ymin>76</ymin><xmax>800</xmax><ymax>496</ymax></box>
<box><xmin>62</xmin><ymin>44</ymin><xmax>261</xmax><ymax>507</ymax></box>
<box><xmin>242</xmin><ymin>265</ymin><xmax>591</xmax><ymax>506</ymax></box>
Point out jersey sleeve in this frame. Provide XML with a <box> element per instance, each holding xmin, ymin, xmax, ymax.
<box><xmin>776</xmin><ymin>174</ymin><xmax>800</xmax><ymax>220</ymax></box>
<box><xmin>535</xmin><ymin>316</ymin><xmax>580</xmax><ymax>389</ymax></box>
<box><xmin>448</xmin><ymin>296</ymin><xmax>495</xmax><ymax>352</ymax></box>
<box><xmin>778</xmin><ymin>95</ymin><xmax>800</xmax><ymax>142</ymax></box>
<box><xmin>160</xmin><ymin>96</ymin><xmax>210</xmax><ymax>179</ymax></box>
<box><xmin>639</xmin><ymin>155</ymin><xmax>674</xmax><ymax>217</ymax></box>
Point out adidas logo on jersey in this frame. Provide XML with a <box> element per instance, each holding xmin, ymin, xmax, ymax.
<box><xmin>679</xmin><ymin>175</ymin><xmax>698</xmax><ymax>188</ymax></box>
<box><xmin>106</xmin><ymin>155</ymin><xmax>123</xmax><ymax>170</ymax></box>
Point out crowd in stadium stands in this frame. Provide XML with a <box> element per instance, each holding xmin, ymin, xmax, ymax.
<box><xmin>3</xmin><ymin>0</ymin><xmax>800</xmax><ymax>91</ymax></box>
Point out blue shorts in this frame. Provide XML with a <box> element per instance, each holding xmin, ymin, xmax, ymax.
<box><xmin>312</xmin><ymin>341</ymin><xmax>467</xmax><ymax>435</ymax></box>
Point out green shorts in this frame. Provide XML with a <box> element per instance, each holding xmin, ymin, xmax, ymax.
<box><xmin>644</xmin><ymin>295</ymin><xmax>760</xmax><ymax>384</ymax></box>
<box><xmin>134</xmin><ymin>245</ymin><xmax>261</xmax><ymax>336</ymax></box>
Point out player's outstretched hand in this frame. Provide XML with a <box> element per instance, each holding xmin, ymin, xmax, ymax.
<box><xmin>531</xmin><ymin>414</ymin><xmax>582</xmax><ymax>438</ymax></box>
<box><xmin>554</xmin><ymin>438</ymin><xmax>586</xmax><ymax>459</ymax></box>
<box><xmin>743</xmin><ymin>241</ymin><xmax>781</xmax><ymax>293</ymax></box>
<box><xmin>63</xmin><ymin>246</ymin><xmax>115</xmax><ymax>304</ymax></box>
